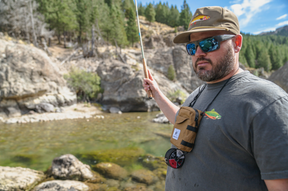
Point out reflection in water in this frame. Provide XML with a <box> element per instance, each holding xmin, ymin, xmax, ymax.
<box><xmin>0</xmin><ymin>112</ymin><xmax>172</xmax><ymax>171</ymax></box>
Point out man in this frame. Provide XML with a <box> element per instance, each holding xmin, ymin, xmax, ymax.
<box><xmin>143</xmin><ymin>6</ymin><xmax>288</xmax><ymax>191</ymax></box>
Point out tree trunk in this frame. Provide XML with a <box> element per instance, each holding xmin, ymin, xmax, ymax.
<box><xmin>29</xmin><ymin>0</ymin><xmax>37</xmax><ymax>47</ymax></box>
<box><xmin>64</xmin><ymin>31</ymin><xmax>67</xmax><ymax>48</ymax></box>
<box><xmin>57</xmin><ymin>32</ymin><xmax>61</xmax><ymax>44</ymax></box>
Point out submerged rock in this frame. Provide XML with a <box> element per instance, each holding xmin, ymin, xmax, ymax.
<box><xmin>49</xmin><ymin>154</ymin><xmax>94</xmax><ymax>181</ymax></box>
<box><xmin>77</xmin><ymin>147</ymin><xmax>145</xmax><ymax>166</ymax></box>
<box><xmin>131</xmin><ymin>169</ymin><xmax>158</xmax><ymax>185</ymax></box>
<box><xmin>0</xmin><ymin>166</ymin><xmax>45</xmax><ymax>191</ymax></box>
<box><xmin>93</xmin><ymin>162</ymin><xmax>128</xmax><ymax>180</ymax></box>
<box><xmin>32</xmin><ymin>180</ymin><xmax>89</xmax><ymax>191</ymax></box>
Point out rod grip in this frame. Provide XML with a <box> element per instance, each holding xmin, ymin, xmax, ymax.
<box><xmin>142</xmin><ymin>58</ymin><xmax>153</xmax><ymax>98</ymax></box>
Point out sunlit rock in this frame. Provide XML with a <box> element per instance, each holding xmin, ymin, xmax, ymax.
<box><xmin>32</xmin><ymin>180</ymin><xmax>89</xmax><ymax>191</ymax></box>
<box><xmin>48</xmin><ymin>154</ymin><xmax>94</xmax><ymax>181</ymax></box>
<box><xmin>0</xmin><ymin>166</ymin><xmax>45</xmax><ymax>191</ymax></box>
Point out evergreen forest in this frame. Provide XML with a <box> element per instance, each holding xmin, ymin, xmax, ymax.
<box><xmin>0</xmin><ymin>0</ymin><xmax>287</xmax><ymax>72</ymax></box>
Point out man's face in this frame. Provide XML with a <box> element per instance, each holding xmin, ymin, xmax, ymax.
<box><xmin>190</xmin><ymin>31</ymin><xmax>236</xmax><ymax>82</ymax></box>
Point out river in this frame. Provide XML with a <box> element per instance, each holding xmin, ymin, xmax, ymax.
<box><xmin>0</xmin><ymin>112</ymin><xmax>173</xmax><ymax>171</ymax></box>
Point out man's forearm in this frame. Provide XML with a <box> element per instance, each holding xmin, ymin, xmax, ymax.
<box><xmin>153</xmin><ymin>89</ymin><xmax>180</xmax><ymax>124</ymax></box>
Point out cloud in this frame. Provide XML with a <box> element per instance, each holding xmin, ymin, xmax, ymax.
<box><xmin>276</xmin><ymin>20</ymin><xmax>288</xmax><ymax>27</ymax></box>
<box><xmin>253</xmin><ymin>27</ymin><xmax>276</xmax><ymax>35</ymax></box>
<box><xmin>276</xmin><ymin>14</ymin><xmax>287</xmax><ymax>20</ymax></box>
<box><xmin>229</xmin><ymin>0</ymin><xmax>272</xmax><ymax>27</ymax></box>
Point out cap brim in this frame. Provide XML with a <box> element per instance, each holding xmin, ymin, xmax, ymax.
<box><xmin>173</xmin><ymin>28</ymin><xmax>229</xmax><ymax>44</ymax></box>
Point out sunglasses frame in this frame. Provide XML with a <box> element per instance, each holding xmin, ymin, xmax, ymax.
<box><xmin>186</xmin><ymin>34</ymin><xmax>235</xmax><ymax>55</ymax></box>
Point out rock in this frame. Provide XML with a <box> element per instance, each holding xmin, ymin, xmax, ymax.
<box><xmin>172</xmin><ymin>46</ymin><xmax>203</xmax><ymax>92</ymax></box>
<box><xmin>109</xmin><ymin>107</ymin><xmax>122</xmax><ymax>114</ymax></box>
<box><xmin>268</xmin><ymin>61</ymin><xmax>288</xmax><ymax>92</ymax></box>
<box><xmin>131</xmin><ymin>169</ymin><xmax>158</xmax><ymax>185</ymax></box>
<box><xmin>37</xmin><ymin>103</ymin><xmax>55</xmax><ymax>113</ymax></box>
<box><xmin>148</xmin><ymin>48</ymin><xmax>174</xmax><ymax>78</ymax></box>
<box><xmin>32</xmin><ymin>180</ymin><xmax>89</xmax><ymax>191</ymax></box>
<box><xmin>152</xmin><ymin>113</ymin><xmax>170</xmax><ymax>124</ymax></box>
<box><xmin>106</xmin><ymin>179</ymin><xmax>120</xmax><ymax>188</ymax></box>
<box><xmin>0</xmin><ymin>39</ymin><xmax>76</xmax><ymax>118</ymax></box>
<box><xmin>6</xmin><ymin>106</ymin><xmax>21</xmax><ymax>117</ymax></box>
<box><xmin>141</xmin><ymin>154</ymin><xmax>167</xmax><ymax>170</ymax></box>
<box><xmin>97</xmin><ymin>60</ymin><xmax>158</xmax><ymax>112</ymax></box>
<box><xmin>163</xmin><ymin>34</ymin><xmax>175</xmax><ymax>47</ymax></box>
<box><xmin>93</xmin><ymin>162</ymin><xmax>128</xmax><ymax>180</ymax></box>
<box><xmin>122</xmin><ymin>183</ymin><xmax>150</xmax><ymax>191</ymax></box>
<box><xmin>0</xmin><ymin>166</ymin><xmax>45</xmax><ymax>191</ymax></box>
<box><xmin>49</xmin><ymin>154</ymin><xmax>94</xmax><ymax>181</ymax></box>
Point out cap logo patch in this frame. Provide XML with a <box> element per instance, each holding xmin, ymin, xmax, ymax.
<box><xmin>189</xmin><ymin>15</ymin><xmax>210</xmax><ymax>27</ymax></box>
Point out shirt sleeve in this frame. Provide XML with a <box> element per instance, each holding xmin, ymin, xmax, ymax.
<box><xmin>251</xmin><ymin>96</ymin><xmax>288</xmax><ymax>180</ymax></box>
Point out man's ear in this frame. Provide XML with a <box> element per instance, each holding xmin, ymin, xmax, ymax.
<box><xmin>233</xmin><ymin>34</ymin><xmax>242</xmax><ymax>53</ymax></box>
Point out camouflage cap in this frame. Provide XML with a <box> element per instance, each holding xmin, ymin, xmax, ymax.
<box><xmin>173</xmin><ymin>6</ymin><xmax>240</xmax><ymax>43</ymax></box>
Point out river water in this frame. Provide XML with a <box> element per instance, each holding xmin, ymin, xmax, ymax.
<box><xmin>0</xmin><ymin>112</ymin><xmax>173</xmax><ymax>171</ymax></box>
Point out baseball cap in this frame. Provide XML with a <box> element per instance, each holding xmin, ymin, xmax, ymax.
<box><xmin>173</xmin><ymin>6</ymin><xmax>240</xmax><ymax>44</ymax></box>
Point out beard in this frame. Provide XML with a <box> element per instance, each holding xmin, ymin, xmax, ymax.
<box><xmin>193</xmin><ymin>45</ymin><xmax>235</xmax><ymax>82</ymax></box>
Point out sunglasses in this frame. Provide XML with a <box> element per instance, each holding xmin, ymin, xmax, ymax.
<box><xmin>186</xmin><ymin>35</ymin><xmax>235</xmax><ymax>55</ymax></box>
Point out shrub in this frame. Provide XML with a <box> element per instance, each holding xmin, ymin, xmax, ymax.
<box><xmin>167</xmin><ymin>89</ymin><xmax>186</xmax><ymax>104</ymax></box>
<box><xmin>167</xmin><ymin>65</ymin><xmax>176</xmax><ymax>81</ymax></box>
<box><xmin>64</xmin><ymin>68</ymin><xmax>102</xmax><ymax>101</ymax></box>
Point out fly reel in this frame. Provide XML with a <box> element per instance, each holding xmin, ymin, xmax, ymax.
<box><xmin>165</xmin><ymin>148</ymin><xmax>186</xmax><ymax>169</ymax></box>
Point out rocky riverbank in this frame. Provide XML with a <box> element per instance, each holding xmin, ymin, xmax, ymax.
<box><xmin>0</xmin><ymin>103</ymin><xmax>104</xmax><ymax>124</ymax></box>
<box><xmin>0</xmin><ymin>152</ymin><xmax>167</xmax><ymax>191</ymax></box>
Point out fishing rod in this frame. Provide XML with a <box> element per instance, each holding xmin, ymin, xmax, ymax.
<box><xmin>134</xmin><ymin>0</ymin><xmax>152</xmax><ymax>98</ymax></box>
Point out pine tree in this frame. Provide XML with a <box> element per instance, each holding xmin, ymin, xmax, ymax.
<box><xmin>138</xmin><ymin>3</ymin><xmax>145</xmax><ymax>16</ymax></box>
<box><xmin>145</xmin><ymin>3</ymin><xmax>155</xmax><ymax>23</ymax></box>
<box><xmin>257</xmin><ymin>49</ymin><xmax>272</xmax><ymax>72</ymax></box>
<box><xmin>179</xmin><ymin>0</ymin><xmax>192</xmax><ymax>30</ymax></box>
<box><xmin>269</xmin><ymin>45</ymin><xmax>282</xmax><ymax>70</ymax></box>
<box><xmin>95</xmin><ymin>0</ymin><xmax>112</xmax><ymax>42</ymax></box>
<box><xmin>122</xmin><ymin>0</ymin><xmax>135</xmax><ymax>18</ymax></box>
<box><xmin>74</xmin><ymin>0</ymin><xmax>93</xmax><ymax>43</ymax></box>
<box><xmin>37</xmin><ymin>0</ymin><xmax>77</xmax><ymax>46</ymax></box>
<box><xmin>168</xmin><ymin>5</ymin><xmax>180</xmax><ymax>27</ymax></box>
<box><xmin>109</xmin><ymin>0</ymin><xmax>128</xmax><ymax>46</ymax></box>
<box><xmin>245</xmin><ymin>44</ymin><xmax>256</xmax><ymax>68</ymax></box>
<box><xmin>126</xmin><ymin>8</ymin><xmax>138</xmax><ymax>47</ymax></box>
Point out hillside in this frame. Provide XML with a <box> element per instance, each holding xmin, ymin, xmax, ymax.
<box><xmin>258</xmin><ymin>25</ymin><xmax>288</xmax><ymax>36</ymax></box>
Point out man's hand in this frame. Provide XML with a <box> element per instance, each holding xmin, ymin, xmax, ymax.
<box><xmin>142</xmin><ymin>69</ymin><xmax>179</xmax><ymax>124</ymax></box>
<box><xmin>143</xmin><ymin>69</ymin><xmax>160</xmax><ymax>99</ymax></box>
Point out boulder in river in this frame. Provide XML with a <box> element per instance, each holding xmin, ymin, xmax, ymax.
<box><xmin>48</xmin><ymin>154</ymin><xmax>94</xmax><ymax>181</ymax></box>
<box><xmin>0</xmin><ymin>166</ymin><xmax>45</xmax><ymax>191</ymax></box>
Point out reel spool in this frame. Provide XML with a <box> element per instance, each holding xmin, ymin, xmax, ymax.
<box><xmin>165</xmin><ymin>148</ymin><xmax>185</xmax><ymax>169</ymax></box>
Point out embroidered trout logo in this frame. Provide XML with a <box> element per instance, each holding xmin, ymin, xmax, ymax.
<box><xmin>189</xmin><ymin>15</ymin><xmax>210</xmax><ymax>27</ymax></box>
<box><xmin>204</xmin><ymin>109</ymin><xmax>221</xmax><ymax>120</ymax></box>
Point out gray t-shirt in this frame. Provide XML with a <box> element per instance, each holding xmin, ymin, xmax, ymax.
<box><xmin>165</xmin><ymin>71</ymin><xmax>288</xmax><ymax>191</ymax></box>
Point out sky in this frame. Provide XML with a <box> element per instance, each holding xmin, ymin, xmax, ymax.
<box><xmin>137</xmin><ymin>0</ymin><xmax>288</xmax><ymax>35</ymax></box>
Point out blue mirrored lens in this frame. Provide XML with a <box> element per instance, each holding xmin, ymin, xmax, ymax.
<box><xmin>186</xmin><ymin>37</ymin><xmax>220</xmax><ymax>55</ymax></box>
<box><xmin>199</xmin><ymin>38</ymin><xmax>219</xmax><ymax>52</ymax></box>
<box><xmin>186</xmin><ymin>43</ymin><xmax>196</xmax><ymax>55</ymax></box>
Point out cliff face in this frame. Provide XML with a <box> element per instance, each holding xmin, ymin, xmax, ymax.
<box><xmin>0</xmin><ymin>39</ymin><xmax>76</xmax><ymax>118</ymax></box>
<box><xmin>268</xmin><ymin>61</ymin><xmax>288</xmax><ymax>93</ymax></box>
